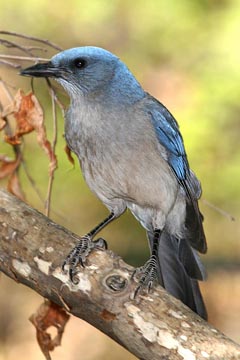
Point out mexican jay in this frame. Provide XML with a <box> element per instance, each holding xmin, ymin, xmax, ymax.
<box><xmin>21</xmin><ymin>46</ymin><xmax>207</xmax><ymax>319</ymax></box>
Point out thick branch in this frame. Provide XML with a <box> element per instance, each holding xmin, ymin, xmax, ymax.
<box><xmin>0</xmin><ymin>188</ymin><xmax>239</xmax><ymax>360</ymax></box>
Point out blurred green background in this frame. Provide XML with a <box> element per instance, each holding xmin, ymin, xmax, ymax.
<box><xmin>0</xmin><ymin>0</ymin><xmax>240</xmax><ymax>359</ymax></box>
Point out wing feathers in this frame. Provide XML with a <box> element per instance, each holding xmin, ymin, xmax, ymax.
<box><xmin>147</xmin><ymin>96</ymin><xmax>207</xmax><ymax>253</ymax></box>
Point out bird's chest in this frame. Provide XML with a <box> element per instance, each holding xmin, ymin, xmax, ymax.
<box><xmin>64</xmin><ymin>104</ymin><xmax>120</xmax><ymax>193</ymax></box>
<box><xmin>65</xmin><ymin>104</ymin><xmax>100</xmax><ymax>159</ymax></box>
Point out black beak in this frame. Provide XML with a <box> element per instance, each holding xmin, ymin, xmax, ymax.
<box><xmin>20</xmin><ymin>62</ymin><xmax>61</xmax><ymax>78</ymax></box>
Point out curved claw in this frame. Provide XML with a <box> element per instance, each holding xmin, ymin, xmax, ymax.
<box><xmin>131</xmin><ymin>266</ymin><xmax>143</xmax><ymax>281</ymax></box>
<box><xmin>69</xmin><ymin>267</ymin><xmax>77</xmax><ymax>283</ymax></box>
<box><xmin>133</xmin><ymin>284</ymin><xmax>141</xmax><ymax>299</ymax></box>
<box><xmin>79</xmin><ymin>257</ymin><xmax>85</xmax><ymax>267</ymax></box>
<box><xmin>62</xmin><ymin>260</ymin><xmax>67</xmax><ymax>272</ymax></box>
<box><xmin>93</xmin><ymin>237</ymin><xmax>108</xmax><ymax>250</ymax></box>
<box><xmin>132</xmin><ymin>256</ymin><xmax>158</xmax><ymax>298</ymax></box>
<box><xmin>62</xmin><ymin>235</ymin><xmax>108</xmax><ymax>282</ymax></box>
<box><xmin>147</xmin><ymin>280</ymin><xmax>154</xmax><ymax>293</ymax></box>
<box><xmin>131</xmin><ymin>269</ymin><xmax>137</xmax><ymax>281</ymax></box>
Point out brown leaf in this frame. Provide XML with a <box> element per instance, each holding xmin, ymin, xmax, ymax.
<box><xmin>4</xmin><ymin>135</ymin><xmax>21</xmax><ymax>145</ymax></box>
<box><xmin>0</xmin><ymin>154</ymin><xmax>24</xmax><ymax>200</ymax></box>
<box><xmin>0</xmin><ymin>117</ymin><xmax>6</xmax><ymax>130</ymax></box>
<box><xmin>0</xmin><ymin>154</ymin><xmax>21</xmax><ymax>179</ymax></box>
<box><xmin>5</xmin><ymin>90</ymin><xmax>35</xmax><ymax>144</ymax></box>
<box><xmin>7</xmin><ymin>171</ymin><xmax>25</xmax><ymax>201</ymax></box>
<box><xmin>29</xmin><ymin>300</ymin><xmax>70</xmax><ymax>360</ymax></box>
<box><xmin>4</xmin><ymin>90</ymin><xmax>57</xmax><ymax>173</ymax></box>
<box><xmin>28</xmin><ymin>92</ymin><xmax>57</xmax><ymax>174</ymax></box>
<box><xmin>64</xmin><ymin>144</ymin><xmax>75</xmax><ymax>166</ymax></box>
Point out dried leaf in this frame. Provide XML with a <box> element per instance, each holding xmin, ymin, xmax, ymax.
<box><xmin>27</xmin><ymin>92</ymin><xmax>57</xmax><ymax>174</ymax></box>
<box><xmin>64</xmin><ymin>144</ymin><xmax>75</xmax><ymax>166</ymax></box>
<box><xmin>5</xmin><ymin>90</ymin><xmax>35</xmax><ymax>144</ymax></box>
<box><xmin>29</xmin><ymin>300</ymin><xmax>70</xmax><ymax>360</ymax></box>
<box><xmin>0</xmin><ymin>117</ymin><xmax>6</xmax><ymax>130</ymax></box>
<box><xmin>4</xmin><ymin>90</ymin><xmax>57</xmax><ymax>173</ymax></box>
<box><xmin>7</xmin><ymin>171</ymin><xmax>25</xmax><ymax>200</ymax></box>
<box><xmin>0</xmin><ymin>154</ymin><xmax>21</xmax><ymax>179</ymax></box>
<box><xmin>0</xmin><ymin>154</ymin><xmax>24</xmax><ymax>200</ymax></box>
<box><xmin>1</xmin><ymin>89</ymin><xmax>58</xmax><ymax>208</ymax></box>
<box><xmin>4</xmin><ymin>135</ymin><xmax>21</xmax><ymax>145</ymax></box>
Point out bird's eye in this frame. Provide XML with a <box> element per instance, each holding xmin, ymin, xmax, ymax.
<box><xmin>74</xmin><ymin>58</ymin><xmax>87</xmax><ymax>69</ymax></box>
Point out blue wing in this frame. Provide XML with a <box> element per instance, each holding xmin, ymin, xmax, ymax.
<box><xmin>148</xmin><ymin>99</ymin><xmax>192</xmax><ymax>195</ymax></box>
<box><xmin>147</xmin><ymin>96</ymin><xmax>207</xmax><ymax>253</ymax></box>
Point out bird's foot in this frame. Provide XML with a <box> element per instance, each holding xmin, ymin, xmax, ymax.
<box><xmin>62</xmin><ymin>235</ymin><xmax>107</xmax><ymax>283</ymax></box>
<box><xmin>132</xmin><ymin>256</ymin><xmax>158</xmax><ymax>297</ymax></box>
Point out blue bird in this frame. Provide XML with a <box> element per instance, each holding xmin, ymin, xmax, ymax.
<box><xmin>21</xmin><ymin>46</ymin><xmax>207</xmax><ymax>319</ymax></box>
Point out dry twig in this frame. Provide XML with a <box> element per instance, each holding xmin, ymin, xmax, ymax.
<box><xmin>45</xmin><ymin>80</ymin><xmax>58</xmax><ymax>217</ymax></box>
<box><xmin>0</xmin><ymin>30</ymin><xmax>63</xmax><ymax>214</ymax></box>
<box><xmin>0</xmin><ymin>30</ymin><xmax>63</xmax><ymax>51</ymax></box>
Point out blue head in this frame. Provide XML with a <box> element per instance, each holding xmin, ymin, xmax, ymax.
<box><xmin>21</xmin><ymin>46</ymin><xmax>145</xmax><ymax>104</ymax></box>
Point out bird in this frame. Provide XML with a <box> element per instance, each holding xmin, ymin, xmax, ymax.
<box><xmin>21</xmin><ymin>46</ymin><xmax>208</xmax><ymax>319</ymax></box>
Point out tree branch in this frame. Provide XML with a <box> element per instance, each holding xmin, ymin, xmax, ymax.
<box><xmin>0</xmin><ymin>188</ymin><xmax>239</xmax><ymax>360</ymax></box>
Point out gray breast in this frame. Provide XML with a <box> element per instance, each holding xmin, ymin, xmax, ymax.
<box><xmin>64</xmin><ymin>98</ymin><xmax>180</xmax><ymax>224</ymax></box>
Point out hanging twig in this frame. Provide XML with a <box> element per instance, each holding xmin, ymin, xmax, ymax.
<box><xmin>0</xmin><ymin>30</ymin><xmax>63</xmax><ymax>51</ymax></box>
<box><xmin>46</xmin><ymin>78</ymin><xmax>66</xmax><ymax>114</ymax></box>
<box><xmin>0</xmin><ymin>59</ymin><xmax>22</xmax><ymax>69</ymax></box>
<box><xmin>0</xmin><ymin>38</ymin><xmax>37</xmax><ymax>56</ymax></box>
<box><xmin>0</xmin><ymin>31</ymin><xmax>63</xmax><ymax>212</ymax></box>
<box><xmin>0</xmin><ymin>78</ymin><xmax>14</xmax><ymax>101</ymax></box>
<box><xmin>21</xmin><ymin>160</ymin><xmax>45</xmax><ymax>203</ymax></box>
<box><xmin>202</xmin><ymin>198</ymin><xmax>236</xmax><ymax>221</ymax></box>
<box><xmin>45</xmin><ymin>79</ymin><xmax>58</xmax><ymax>217</ymax></box>
<box><xmin>0</xmin><ymin>54</ymin><xmax>50</xmax><ymax>62</ymax></box>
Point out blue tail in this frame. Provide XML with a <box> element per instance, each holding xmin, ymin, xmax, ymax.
<box><xmin>147</xmin><ymin>230</ymin><xmax>207</xmax><ymax>320</ymax></box>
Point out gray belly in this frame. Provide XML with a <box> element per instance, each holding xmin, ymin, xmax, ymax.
<box><xmin>64</xmin><ymin>104</ymin><xmax>185</xmax><ymax>234</ymax></box>
<box><xmin>78</xmin><ymin>143</ymin><xmax>185</xmax><ymax>236</ymax></box>
<box><xmin>127</xmin><ymin>191</ymin><xmax>186</xmax><ymax>237</ymax></box>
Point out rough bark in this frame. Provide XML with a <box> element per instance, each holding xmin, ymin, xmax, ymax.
<box><xmin>0</xmin><ymin>188</ymin><xmax>239</xmax><ymax>360</ymax></box>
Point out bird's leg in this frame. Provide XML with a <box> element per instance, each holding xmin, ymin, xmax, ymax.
<box><xmin>133</xmin><ymin>228</ymin><xmax>161</xmax><ymax>297</ymax></box>
<box><xmin>62</xmin><ymin>212</ymin><xmax>116</xmax><ymax>282</ymax></box>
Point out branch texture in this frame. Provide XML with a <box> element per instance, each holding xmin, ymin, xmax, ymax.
<box><xmin>0</xmin><ymin>189</ymin><xmax>239</xmax><ymax>360</ymax></box>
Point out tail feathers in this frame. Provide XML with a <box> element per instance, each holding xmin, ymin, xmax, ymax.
<box><xmin>183</xmin><ymin>168</ymin><xmax>207</xmax><ymax>254</ymax></box>
<box><xmin>185</xmin><ymin>199</ymin><xmax>207</xmax><ymax>254</ymax></box>
<box><xmin>178</xmin><ymin>239</ymin><xmax>207</xmax><ymax>281</ymax></box>
<box><xmin>190</xmin><ymin>279</ymin><xmax>208</xmax><ymax>320</ymax></box>
<box><xmin>147</xmin><ymin>231</ymin><xmax>207</xmax><ymax>320</ymax></box>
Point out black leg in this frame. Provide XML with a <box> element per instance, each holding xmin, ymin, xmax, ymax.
<box><xmin>133</xmin><ymin>228</ymin><xmax>162</xmax><ymax>297</ymax></box>
<box><xmin>86</xmin><ymin>211</ymin><xmax>115</xmax><ymax>237</ymax></box>
<box><xmin>150</xmin><ymin>228</ymin><xmax>164</xmax><ymax>285</ymax></box>
<box><xmin>62</xmin><ymin>212</ymin><xmax>116</xmax><ymax>282</ymax></box>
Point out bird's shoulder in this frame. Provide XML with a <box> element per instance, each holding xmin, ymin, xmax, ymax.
<box><xmin>140</xmin><ymin>94</ymin><xmax>202</xmax><ymax>200</ymax></box>
<box><xmin>140</xmin><ymin>94</ymin><xmax>185</xmax><ymax>160</ymax></box>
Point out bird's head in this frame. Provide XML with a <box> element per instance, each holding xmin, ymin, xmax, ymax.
<box><xmin>21</xmin><ymin>46</ymin><xmax>144</xmax><ymax>103</ymax></box>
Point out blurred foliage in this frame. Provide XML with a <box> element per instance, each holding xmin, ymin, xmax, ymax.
<box><xmin>0</xmin><ymin>0</ymin><xmax>240</xmax><ymax>359</ymax></box>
